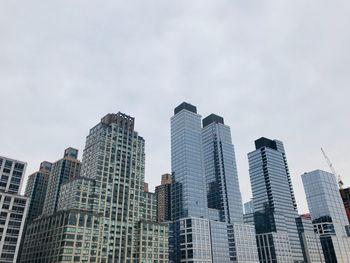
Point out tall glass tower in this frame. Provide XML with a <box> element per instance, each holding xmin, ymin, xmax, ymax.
<box><xmin>302</xmin><ymin>170</ymin><xmax>350</xmax><ymax>262</ymax></box>
<box><xmin>171</xmin><ymin>102</ymin><xmax>208</xmax><ymax>220</ymax></box>
<box><xmin>248</xmin><ymin>137</ymin><xmax>304</xmax><ymax>263</ymax></box>
<box><xmin>202</xmin><ymin>114</ymin><xmax>243</xmax><ymax>224</ymax></box>
<box><xmin>170</xmin><ymin>103</ymin><xmax>258</xmax><ymax>263</ymax></box>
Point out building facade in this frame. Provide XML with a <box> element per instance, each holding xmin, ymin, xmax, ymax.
<box><xmin>201</xmin><ymin>113</ymin><xmax>259</xmax><ymax>262</ymax></box>
<box><xmin>339</xmin><ymin>187</ymin><xmax>350</xmax><ymax>224</ymax></box>
<box><xmin>24</xmin><ymin>161</ymin><xmax>52</xmax><ymax>223</ymax></box>
<box><xmin>171</xmin><ymin>103</ymin><xmax>209</xmax><ymax>221</ymax></box>
<box><xmin>296</xmin><ymin>215</ymin><xmax>325</xmax><ymax>263</ymax></box>
<box><xmin>248</xmin><ymin>137</ymin><xmax>308</xmax><ymax>263</ymax></box>
<box><xmin>21</xmin><ymin>209</ymin><xmax>105</xmax><ymax>263</ymax></box>
<box><xmin>170</xmin><ymin>102</ymin><xmax>258</xmax><ymax>263</ymax></box>
<box><xmin>0</xmin><ymin>156</ymin><xmax>29</xmax><ymax>263</ymax></box>
<box><xmin>21</xmin><ymin>112</ymin><xmax>169</xmax><ymax>263</ymax></box>
<box><xmin>42</xmin><ymin>148</ymin><xmax>81</xmax><ymax>215</ymax></box>
<box><xmin>302</xmin><ymin>170</ymin><xmax>350</xmax><ymax>262</ymax></box>
<box><xmin>155</xmin><ymin>174</ymin><xmax>172</xmax><ymax>223</ymax></box>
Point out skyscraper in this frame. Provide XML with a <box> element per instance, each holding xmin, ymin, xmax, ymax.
<box><xmin>248</xmin><ymin>137</ymin><xmax>304</xmax><ymax>262</ymax></box>
<box><xmin>155</xmin><ymin>173</ymin><xmax>172</xmax><ymax>223</ymax></box>
<box><xmin>42</xmin><ymin>147</ymin><xmax>81</xmax><ymax>215</ymax></box>
<box><xmin>170</xmin><ymin>102</ymin><xmax>211</xmax><ymax>263</ymax></box>
<box><xmin>202</xmin><ymin>114</ymin><xmax>243</xmax><ymax>224</ymax></box>
<box><xmin>302</xmin><ymin>170</ymin><xmax>350</xmax><ymax>262</ymax></box>
<box><xmin>24</xmin><ymin>161</ymin><xmax>52</xmax><ymax>223</ymax></box>
<box><xmin>21</xmin><ymin>112</ymin><xmax>169</xmax><ymax>263</ymax></box>
<box><xmin>0</xmin><ymin>156</ymin><xmax>29</xmax><ymax>263</ymax></box>
<box><xmin>79</xmin><ymin>112</ymin><xmax>148</xmax><ymax>262</ymax></box>
<box><xmin>202</xmin><ymin>114</ymin><xmax>258</xmax><ymax>263</ymax></box>
<box><xmin>170</xmin><ymin>102</ymin><xmax>258</xmax><ymax>263</ymax></box>
<box><xmin>171</xmin><ymin>102</ymin><xmax>208</xmax><ymax>220</ymax></box>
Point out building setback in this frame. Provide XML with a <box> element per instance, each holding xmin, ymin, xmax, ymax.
<box><xmin>248</xmin><ymin>137</ymin><xmax>322</xmax><ymax>263</ymax></box>
<box><xmin>302</xmin><ymin>170</ymin><xmax>350</xmax><ymax>262</ymax></box>
<box><xmin>0</xmin><ymin>156</ymin><xmax>29</xmax><ymax>263</ymax></box>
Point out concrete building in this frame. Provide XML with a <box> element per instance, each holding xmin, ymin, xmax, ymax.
<box><xmin>20</xmin><ymin>209</ymin><xmax>105</xmax><ymax>263</ymax></box>
<box><xmin>0</xmin><ymin>156</ymin><xmax>29</xmax><ymax>263</ymax></box>
<box><xmin>138</xmin><ymin>183</ymin><xmax>169</xmax><ymax>262</ymax></box>
<box><xmin>24</xmin><ymin>161</ymin><xmax>52</xmax><ymax>223</ymax></box>
<box><xmin>42</xmin><ymin>148</ymin><xmax>81</xmax><ymax>215</ymax></box>
<box><xmin>302</xmin><ymin>170</ymin><xmax>350</xmax><ymax>262</ymax></box>
<box><xmin>155</xmin><ymin>174</ymin><xmax>172</xmax><ymax>223</ymax></box>
<box><xmin>21</xmin><ymin>112</ymin><xmax>169</xmax><ymax>263</ymax></box>
<box><xmin>248</xmin><ymin>137</ymin><xmax>322</xmax><ymax>263</ymax></box>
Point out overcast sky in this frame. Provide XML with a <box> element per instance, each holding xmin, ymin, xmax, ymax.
<box><xmin>1</xmin><ymin>1</ymin><xmax>349</xmax><ymax>213</ymax></box>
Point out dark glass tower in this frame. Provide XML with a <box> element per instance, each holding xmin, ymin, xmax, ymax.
<box><xmin>202</xmin><ymin>114</ymin><xmax>243</xmax><ymax>224</ymax></box>
<box><xmin>24</xmin><ymin>161</ymin><xmax>52</xmax><ymax>223</ymax></box>
<box><xmin>248</xmin><ymin>137</ymin><xmax>304</xmax><ymax>262</ymax></box>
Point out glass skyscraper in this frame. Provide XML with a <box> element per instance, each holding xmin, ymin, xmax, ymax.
<box><xmin>248</xmin><ymin>137</ymin><xmax>304</xmax><ymax>263</ymax></box>
<box><xmin>302</xmin><ymin>170</ymin><xmax>350</xmax><ymax>262</ymax></box>
<box><xmin>171</xmin><ymin>102</ymin><xmax>208</xmax><ymax>220</ymax></box>
<box><xmin>170</xmin><ymin>102</ymin><xmax>258</xmax><ymax>263</ymax></box>
<box><xmin>202</xmin><ymin>113</ymin><xmax>243</xmax><ymax>224</ymax></box>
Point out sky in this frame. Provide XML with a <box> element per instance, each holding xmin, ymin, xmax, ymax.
<box><xmin>1</xmin><ymin>1</ymin><xmax>349</xmax><ymax>214</ymax></box>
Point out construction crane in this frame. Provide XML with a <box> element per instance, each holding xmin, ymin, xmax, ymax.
<box><xmin>321</xmin><ymin>148</ymin><xmax>344</xmax><ymax>189</ymax></box>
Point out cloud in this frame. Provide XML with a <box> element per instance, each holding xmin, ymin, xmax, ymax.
<box><xmin>1</xmin><ymin>0</ymin><xmax>349</xmax><ymax>213</ymax></box>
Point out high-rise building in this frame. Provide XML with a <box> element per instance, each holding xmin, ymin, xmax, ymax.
<box><xmin>170</xmin><ymin>102</ymin><xmax>258</xmax><ymax>263</ymax></box>
<box><xmin>202</xmin><ymin>113</ymin><xmax>258</xmax><ymax>263</ymax></box>
<box><xmin>155</xmin><ymin>173</ymin><xmax>172</xmax><ymax>223</ymax></box>
<box><xmin>42</xmin><ymin>148</ymin><xmax>81</xmax><ymax>215</ymax></box>
<box><xmin>24</xmin><ymin>161</ymin><xmax>52</xmax><ymax>223</ymax></box>
<box><xmin>0</xmin><ymin>156</ymin><xmax>29</xmax><ymax>263</ymax></box>
<box><xmin>248</xmin><ymin>137</ymin><xmax>305</xmax><ymax>262</ymax></box>
<box><xmin>21</xmin><ymin>112</ymin><xmax>169</xmax><ymax>263</ymax></box>
<box><xmin>202</xmin><ymin>114</ymin><xmax>243</xmax><ymax>224</ymax></box>
<box><xmin>296</xmin><ymin>215</ymin><xmax>325</xmax><ymax>263</ymax></box>
<box><xmin>340</xmin><ymin>187</ymin><xmax>350</xmax><ymax>224</ymax></box>
<box><xmin>302</xmin><ymin>170</ymin><xmax>350</xmax><ymax>262</ymax></box>
<box><xmin>171</xmin><ymin>102</ymin><xmax>209</xmax><ymax>220</ymax></box>
<box><xmin>170</xmin><ymin>103</ymin><xmax>211</xmax><ymax>263</ymax></box>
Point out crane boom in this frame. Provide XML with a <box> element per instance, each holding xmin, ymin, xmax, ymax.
<box><xmin>321</xmin><ymin>148</ymin><xmax>344</xmax><ymax>189</ymax></box>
